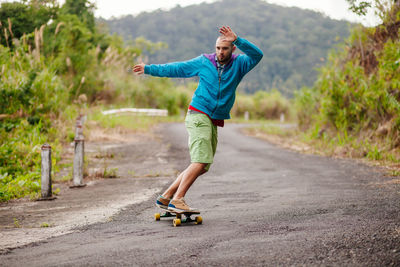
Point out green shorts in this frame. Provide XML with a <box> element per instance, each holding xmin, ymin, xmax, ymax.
<box><xmin>185</xmin><ymin>112</ymin><xmax>218</xmax><ymax>171</ymax></box>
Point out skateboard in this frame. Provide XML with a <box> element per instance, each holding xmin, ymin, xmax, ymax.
<box><xmin>154</xmin><ymin>207</ymin><xmax>202</xmax><ymax>227</ymax></box>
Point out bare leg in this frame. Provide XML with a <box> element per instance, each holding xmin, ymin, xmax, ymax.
<box><xmin>162</xmin><ymin>163</ymin><xmax>208</xmax><ymax>199</ymax></box>
<box><xmin>162</xmin><ymin>169</ymin><xmax>187</xmax><ymax>199</ymax></box>
<box><xmin>173</xmin><ymin>162</ymin><xmax>207</xmax><ymax>200</ymax></box>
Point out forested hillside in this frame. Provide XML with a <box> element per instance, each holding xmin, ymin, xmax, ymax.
<box><xmin>103</xmin><ymin>0</ymin><xmax>353</xmax><ymax>95</ymax></box>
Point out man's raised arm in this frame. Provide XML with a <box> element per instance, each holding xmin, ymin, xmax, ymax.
<box><xmin>221</xmin><ymin>26</ymin><xmax>263</xmax><ymax>74</ymax></box>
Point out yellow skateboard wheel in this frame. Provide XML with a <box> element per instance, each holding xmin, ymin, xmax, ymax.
<box><xmin>195</xmin><ymin>216</ymin><xmax>202</xmax><ymax>225</ymax></box>
<box><xmin>173</xmin><ymin>218</ymin><xmax>181</xmax><ymax>227</ymax></box>
<box><xmin>154</xmin><ymin>213</ymin><xmax>161</xmax><ymax>221</ymax></box>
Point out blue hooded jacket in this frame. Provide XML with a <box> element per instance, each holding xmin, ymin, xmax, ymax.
<box><xmin>144</xmin><ymin>36</ymin><xmax>263</xmax><ymax>120</ymax></box>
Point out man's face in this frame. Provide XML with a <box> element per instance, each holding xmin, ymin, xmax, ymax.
<box><xmin>215</xmin><ymin>38</ymin><xmax>235</xmax><ymax>64</ymax></box>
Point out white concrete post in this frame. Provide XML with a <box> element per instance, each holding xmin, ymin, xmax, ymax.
<box><xmin>41</xmin><ymin>144</ymin><xmax>52</xmax><ymax>198</ymax></box>
<box><xmin>72</xmin><ymin>136</ymin><xmax>85</xmax><ymax>187</ymax></box>
<box><xmin>244</xmin><ymin>111</ymin><xmax>249</xmax><ymax>121</ymax></box>
<box><xmin>72</xmin><ymin>115</ymin><xmax>86</xmax><ymax>187</ymax></box>
<box><xmin>280</xmin><ymin>113</ymin><xmax>285</xmax><ymax>123</ymax></box>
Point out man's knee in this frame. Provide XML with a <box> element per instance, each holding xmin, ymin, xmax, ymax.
<box><xmin>199</xmin><ymin>163</ymin><xmax>209</xmax><ymax>176</ymax></box>
<box><xmin>191</xmin><ymin>162</ymin><xmax>208</xmax><ymax>173</ymax></box>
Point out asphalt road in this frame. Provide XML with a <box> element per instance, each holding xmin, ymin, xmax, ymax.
<box><xmin>1</xmin><ymin>123</ymin><xmax>399</xmax><ymax>266</ymax></box>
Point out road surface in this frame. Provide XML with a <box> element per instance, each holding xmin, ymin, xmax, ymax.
<box><xmin>1</xmin><ymin>123</ymin><xmax>399</xmax><ymax>266</ymax></box>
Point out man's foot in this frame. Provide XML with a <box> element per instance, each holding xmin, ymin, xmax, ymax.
<box><xmin>168</xmin><ymin>198</ymin><xmax>199</xmax><ymax>213</ymax></box>
<box><xmin>156</xmin><ymin>195</ymin><xmax>171</xmax><ymax>209</ymax></box>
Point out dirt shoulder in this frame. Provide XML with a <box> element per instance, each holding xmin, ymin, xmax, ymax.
<box><xmin>0</xmin><ymin>124</ymin><xmax>178</xmax><ymax>252</ymax></box>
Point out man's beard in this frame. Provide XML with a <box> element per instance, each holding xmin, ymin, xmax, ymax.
<box><xmin>218</xmin><ymin>52</ymin><xmax>233</xmax><ymax>64</ymax></box>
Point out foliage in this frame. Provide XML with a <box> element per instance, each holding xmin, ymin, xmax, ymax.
<box><xmin>103</xmin><ymin>0</ymin><xmax>352</xmax><ymax>96</ymax></box>
<box><xmin>0</xmin><ymin>119</ymin><xmax>62</xmax><ymax>201</ymax></box>
<box><xmin>345</xmin><ymin>0</ymin><xmax>399</xmax><ymax>22</ymax></box>
<box><xmin>346</xmin><ymin>0</ymin><xmax>373</xmax><ymax>16</ymax></box>
<box><xmin>295</xmin><ymin>3</ymin><xmax>400</xmax><ymax>162</ymax></box>
<box><xmin>0</xmin><ymin>0</ymin><xmax>147</xmax><ymax>201</ymax></box>
<box><xmin>294</xmin><ymin>87</ymin><xmax>318</xmax><ymax>130</ymax></box>
<box><xmin>61</xmin><ymin>0</ymin><xmax>96</xmax><ymax>32</ymax></box>
<box><xmin>0</xmin><ymin>0</ymin><xmax>57</xmax><ymax>47</ymax></box>
<box><xmin>232</xmin><ymin>89</ymin><xmax>294</xmax><ymax>120</ymax></box>
<box><xmin>89</xmin><ymin>111</ymin><xmax>181</xmax><ymax>133</ymax></box>
<box><xmin>0</xmin><ymin>0</ymin><xmax>199</xmax><ymax>201</ymax></box>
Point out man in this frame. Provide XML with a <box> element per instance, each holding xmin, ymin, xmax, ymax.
<box><xmin>133</xmin><ymin>26</ymin><xmax>263</xmax><ymax>213</ymax></box>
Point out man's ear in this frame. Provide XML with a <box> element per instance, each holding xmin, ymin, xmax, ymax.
<box><xmin>232</xmin><ymin>45</ymin><xmax>236</xmax><ymax>52</ymax></box>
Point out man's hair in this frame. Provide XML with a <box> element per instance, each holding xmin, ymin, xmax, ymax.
<box><xmin>216</xmin><ymin>36</ymin><xmax>234</xmax><ymax>47</ymax></box>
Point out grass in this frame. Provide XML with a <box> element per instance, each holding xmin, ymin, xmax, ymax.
<box><xmin>88</xmin><ymin>107</ymin><xmax>183</xmax><ymax>132</ymax></box>
<box><xmin>388</xmin><ymin>170</ymin><xmax>400</xmax><ymax>177</ymax></box>
<box><xmin>230</xmin><ymin>116</ymin><xmax>296</xmax><ymax>125</ymax></box>
<box><xmin>58</xmin><ymin>174</ymin><xmax>72</xmax><ymax>182</ymax></box>
<box><xmin>13</xmin><ymin>218</ymin><xmax>21</xmax><ymax>228</ymax></box>
<box><xmin>243</xmin><ymin>122</ymin><xmax>299</xmax><ymax>142</ymax></box>
<box><xmin>103</xmin><ymin>167</ymin><xmax>118</xmax><ymax>178</ymax></box>
<box><xmin>94</xmin><ymin>152</ymin><xmax>115</xmax><ymax>159</ymax></box>
<box><xmin>53</xmin><ymin>187</ymin><xmax>61</xmax><ymax>195</ymax></box>
<box><xmin>40</xmin><ymin>222</ymin><xmax>50</xmax><ymax>228</ymax></box>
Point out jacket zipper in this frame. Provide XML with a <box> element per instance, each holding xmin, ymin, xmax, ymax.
<box><xmin>211</xmin><ymin>70</ymin><xmax>222</xmax><ymax>117</ymax></box>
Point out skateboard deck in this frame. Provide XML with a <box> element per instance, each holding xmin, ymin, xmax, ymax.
<box><xmin>154</xmin><ymin>206</ymin><xmax>202</xmax><ymax>227</ymax></box>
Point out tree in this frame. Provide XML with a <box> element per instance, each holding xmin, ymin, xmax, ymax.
<box><xmin>0</xmin><ymin>1</ymin><xmax>57</xmax><ymax>47</ymax></box>
<box><xmin>346</xmin><ymin>0</ymin><xmax>372</xmax><ymax>15</ymax></box>
<box><xmin>61</xmin><ymin>0</ymin><xmax>96</xmax><ymax>32</ymax></box>
<box><xmin>346</xmin><ymin>0</ymin><xmax>400</xmax><ymax>22</ymax></box>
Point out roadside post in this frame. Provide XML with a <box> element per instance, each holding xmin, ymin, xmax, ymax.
<box><xmin>244</xmin><ymin>111</ymin><xmax>249</xmax><ymax>121</ymax></box>
<box><xmin>71</xmin><ymin>115</ymin><xmax>86</xmax><ymax>188</ymax></box>
<box><xmin>280</xmin><ymin>113</ymin><xmax>285</xmax><ymax>123</ymax></box>
<box><xmin>39</xmin><ymin>144</ymin><xmax>56</xmax><ymax>200</ymax></box>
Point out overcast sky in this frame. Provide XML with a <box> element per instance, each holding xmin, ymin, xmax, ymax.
<box><xmin>91</xmin><ymin>0</ymin><xmax>380</xmax><ymax>26</ymax></box>
<box><xmin>0</xmin><ymin>0</ymin><xmax>380</xmax><ymax>26</ymax></box>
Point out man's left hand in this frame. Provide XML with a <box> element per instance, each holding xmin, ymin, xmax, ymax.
<box><xmin>132</xmin><ymin>63</ymin><xmax>145</xmax><ymax>75</ymax></box>
<box><xmin>219</xmin><ymin>26</ymin><xmax>237</xmax><ymax>43</ymax></box>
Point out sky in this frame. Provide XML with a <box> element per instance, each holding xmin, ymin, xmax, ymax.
<box><xmin>0</xmin><ymin>0</ymin><xmax>381</xmax><ymax>26</ymax></box>
<box><xmin>90</xmin><ymin>0</ymin><xmax>380</xmax><ymax>26</ymax></box>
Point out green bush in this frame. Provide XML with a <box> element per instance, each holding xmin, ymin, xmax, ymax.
<box><xmin>232</xmin><ymin>89</ymin><xmax>293</xmax><ymax>120</ymax></box>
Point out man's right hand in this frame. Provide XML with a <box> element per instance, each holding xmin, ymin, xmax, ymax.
<box><xmin>132</xmin><ymin>63</ymin><xmax>146</xmax><ymax>75</ymax></box>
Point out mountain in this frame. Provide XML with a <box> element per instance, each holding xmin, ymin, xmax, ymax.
<box><xmin>102</xmin><ymin>0</ymin><xmax>353</xmax><ymax>95</ymax></box>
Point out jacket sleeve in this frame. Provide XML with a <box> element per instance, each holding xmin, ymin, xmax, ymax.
<box><xmin>144</xmin><ymin>56</ymin><xmax>202</xmax><ymax>78</ymax></box>
<box><xmin>233</xmin><ymin>36</ymin><xmax>263</xmax><ymax>74</ymax></box>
